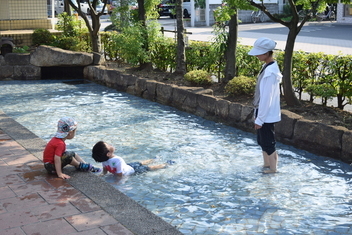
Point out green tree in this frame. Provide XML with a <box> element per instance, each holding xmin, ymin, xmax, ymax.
<box><xmin>246</xmin><ymin>0</ymin><xmax>349</xmax><ymax>106</ymax></box>
<box><xmin>67</xmin><ymin>0</ymin><xmax>109</xmax><ymax>52</ymax></box>
<box><xmin>174</xmin><ymin>0</ymin><xmax>187</xmax><ymax>76</ymax></box>
<box><xmin>212</xmin><ymin>1</ymin><xmax>253</xmax><ymax>84</ymax></box>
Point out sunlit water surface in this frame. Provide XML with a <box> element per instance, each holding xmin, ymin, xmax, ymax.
<box><xmin>1</xmin><ymin>80</ymin><xmax>352</xmax><ymax>234</ymax></box>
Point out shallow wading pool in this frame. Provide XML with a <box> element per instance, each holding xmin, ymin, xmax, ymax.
<box><xmin>1</xmin><ymin>80</ymin><xmax>352</xmax><ymax>234</ymax></box>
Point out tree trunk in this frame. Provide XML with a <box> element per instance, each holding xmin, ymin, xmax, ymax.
<box><xmin>137</xmin><ymin>0</ymin><xmax>153</xmax><ymax>71</ymax></box>
<box><xmin>174</xmin><ymin>0</ymin><xmax>186</xmax><ymax>75</ymax></box>
<box><xmin>337</xmin><ymin>95</ymin><xmax>345</xmax><ymax>110</ymax></box>
<box><xmin>282</xmin><ymin>24</ymin><xmax>300</xmax><ymax>106</ymax></box>
<box><xmin>90</xmin><ymin>13</ymin><xmax>101</xmax><ymax>53</ymax></box>
<box><xmin>223</xmin><ymin>12</ymin><xmax>238</xmax><ymax>84</ymax></box>
<box><xmin>64</xmin><ymin>0</ymin><xmax>71</xmax><ymax>15</ymax></box>
<box><xmin>67</xmin><ymin>0</ymin><xmax>103</xmax><ymax>53</ymax></box>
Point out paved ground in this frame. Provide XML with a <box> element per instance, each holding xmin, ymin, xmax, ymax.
<box><xmin>155</xmin><ymin>18</ymin><xmax>352</xmax><ymax>55</ymax></box>
<box><xmin>0</xmin><ymin>111</ymin><xmax>182</xmax><ymax>235</ymax></box>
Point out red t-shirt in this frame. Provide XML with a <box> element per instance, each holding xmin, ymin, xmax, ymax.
<box><xmin>43</xmin><ymin>137</ymin><xmax>66</xmax><ymax>164</ymax></box>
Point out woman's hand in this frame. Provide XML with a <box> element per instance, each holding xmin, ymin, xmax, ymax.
<box><xmin>254</xmin><ymin>124</ymin><xmax>262</xmax><ymax>130</ymax></box>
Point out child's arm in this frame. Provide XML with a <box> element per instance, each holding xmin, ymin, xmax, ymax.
<box><xmin>101</xmin><ymin>167</ymin><xmax>108</xmax><ymax>176</ymax></box>
<box><xmin>54</xmin><ymin>155</ymin><xmax>70</xmax><ymax>179</ymax></box>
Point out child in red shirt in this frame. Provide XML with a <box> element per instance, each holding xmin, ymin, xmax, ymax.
<box><xmin>43</xmin><ymin>117</ymin><xmax>100</xmax><ymax>179</ymax></box>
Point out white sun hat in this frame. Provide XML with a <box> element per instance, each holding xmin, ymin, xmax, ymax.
<box><xmin>248</xmin><ymin>37</ymin><xmax>277</xmax><ymax>56</ymax></box>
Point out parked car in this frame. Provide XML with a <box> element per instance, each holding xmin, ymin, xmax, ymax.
<box><xmin>157</xmin><ymin>0</ymin><xmax>191</xmax><ymax>18</ymax></box>
<box><xmin>77</xmin><ymin>0</ymin><xmax>108</xmax><ymax>15</ymax></box>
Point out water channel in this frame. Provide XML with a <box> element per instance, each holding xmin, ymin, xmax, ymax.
<box><xmin>1</xmin><ymin>79</ymin><xmax>352</xmax><ymax>234</ymax></box>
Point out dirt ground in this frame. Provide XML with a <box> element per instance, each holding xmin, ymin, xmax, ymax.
<box><xmin>110</xmin><ymin>64</ymin><xmax>352</xmax><ymax>131</ymax></box>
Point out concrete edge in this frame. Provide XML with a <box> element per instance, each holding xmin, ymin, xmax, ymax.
<box><xmin>0</xmin><ymin>110</ymin><xmax>182</xmax><ymax>235</ymax></box>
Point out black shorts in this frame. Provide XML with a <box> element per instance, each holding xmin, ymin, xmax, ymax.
<box><xmin>257</xmin><ymin>123</ymin><xmax>276</xmax><ymax>155</ymax></box>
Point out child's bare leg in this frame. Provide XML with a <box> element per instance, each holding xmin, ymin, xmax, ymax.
<box><xmin>74</xmin><ymin>153</ymin><xmax>86</xmax><ymax>163</ymax></box>
<box><xmin>148</xmin><ymin>163</ymin><xmax>167</xmax><ymax>170</ymax></box>
<box><xmin>70</xmin><ymin>158</ymin><xmax>80</xmax><ymax>168</ymax></box>
<box><xmin>140</xmin><ymin>159</ymin><xmax>154</xmax><ymax>165</ymax></box>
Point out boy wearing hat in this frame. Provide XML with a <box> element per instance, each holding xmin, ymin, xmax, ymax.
<box><xmin>248</xmin><ymin>37</ymin><xmax>282</xmax><ymax>173</ymax></box>
<box><xmin>43</xmin><ymin>117</ymin><xmax>101</xmax><ymax>179</ymax></box>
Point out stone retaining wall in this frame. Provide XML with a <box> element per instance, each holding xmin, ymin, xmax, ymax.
<box><xmin>0</xmin><ymin>46</ymin><xmax>351</xmax><ymax>164</ymax></box>
<box><xmin>84</xmin><ymin>65</ymin><xmax>352</xmax><ymax>164</ymax></box>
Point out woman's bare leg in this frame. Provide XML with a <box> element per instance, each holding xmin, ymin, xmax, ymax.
<box><xmin>263</xmin><ymin>151</ymin><xmax>270</xmax><ymax>168</ymax></box>
<box><xmin>263</xmin><ymin>151</ymin><xmax>278</xmax><ymax>173</ymax></box>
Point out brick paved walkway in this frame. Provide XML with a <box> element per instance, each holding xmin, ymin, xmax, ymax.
<box><xmin>0</xmin><ymin>130</ymin><xmax>134</xmax><ymax>235</ymax></box>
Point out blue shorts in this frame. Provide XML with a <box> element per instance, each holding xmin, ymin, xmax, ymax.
<box><xmin>127</xmin><ymin>162</ymin><xmax>150</xmax><ymax>174</ymax></box>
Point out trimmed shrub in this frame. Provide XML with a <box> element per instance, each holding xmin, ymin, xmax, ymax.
<box><xmin>225</xmin><ymin>75</ymin><xmax>256</xmax><ymax>96</ymax></box>
<box><xmin>32</xmin><ymin>29</ymin><xmax>54</xmax><ymax>46</ymax></box>
<box><xmin>184</xmin><ymin>70</ymin><xmax>213</xmax><ymax>86</ymax></box>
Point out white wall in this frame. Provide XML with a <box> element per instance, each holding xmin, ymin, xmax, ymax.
<box><xmin>337</xmin><ymin>3</ymin><xmax>352</xmax><ymax>24</ymax></box>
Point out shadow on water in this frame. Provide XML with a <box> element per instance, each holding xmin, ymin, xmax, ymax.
<box><xmin>1</xmin><ymin>79</ymin><xmax>352</xmax><ymax>234</ymax></box>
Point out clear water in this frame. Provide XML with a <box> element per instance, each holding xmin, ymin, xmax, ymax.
<box><xmin>1</xmin><ymin>79</ymin><xmax>352</xmax><ymax>235</ymax></box>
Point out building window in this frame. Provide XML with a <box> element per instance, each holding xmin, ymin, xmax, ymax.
<box><xmin>344</xmin><ymin>4</ymin><xmax>352</xmax><ymax>16</ymax></box>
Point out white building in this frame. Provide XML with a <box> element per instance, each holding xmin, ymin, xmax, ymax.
<box><xmin>190</xmin><ymin>0</ymin><xmax>283</xmax><ymax>26</ymax></box>
<box><xmin>337</xmin><ymin>2</ymin><xmax>352</xmax><ymax>24</ymax></box>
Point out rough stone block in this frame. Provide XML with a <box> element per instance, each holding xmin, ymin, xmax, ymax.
<box><xmin>126</xmin><ymin>85</ymin><xmax>135</xmax><ymax>95</ymax></box>
<box><xmin>293</xmin><ymin>120</ymin><xmax>347</xmax><ymax>157</ymax></box>
<box><xmin>241</xmin><ymin>105</ymin><xmax>253</xmax><ymax>122</ymax></box>
<box><xmin>0</xmin><ymin>55</ymin><xmax>4</xmax><ymax>66</ymax></box>
<box><xmin>5</xmin><ymin>53</ymin><xmax>30</xmax><ymax>65</ymax></box>
<box><xmin>13</xmin><ymin>65</ymin><xmax>40</xmax><ymax>79</ymax></box>
<box><xmin>0</xmin><ymin>65</ymin><xmax>13</xmax><ymax>79</ymax></box>
<box><xmin>276</xmin><ymin>109</ymin><xmax>302</xmax><ymax>140</ymax></box>
<box><xmin>171</xmin><ymin>86</ymin><xmax>198</xmax><ymax>113</ymax></box>
<box><xmin>119</xmin><ymin>74</ymin><xmax>137</xmax><ymax>88</ymax></box>
<box><xmin>228</xmin><ymin>102</ymin><xmax>243</xmax><ymax>124</ymax></box>
<box><xmin>215</xmin><ymin>99</ymin><xmax>231</xmax><ymax>120</ymax></box>
<box><xmin>145</xmin><ymin>80</ymin><xmax>159</xmax><ymax>101</ymax></box>
<box><xmin>135</xmin><ymin>78</ymin><xmax>148</xmax><ymax>97</ymax></box>
<box><xmin>197</xmin><ymin>94</ymin><xmax>218</xmax><ymax>117</ymax></box>
<box><xmin>156</xmin><ymin>83</ymin><xmax>174</xmax><ymax>105</ymax></box>
<box><xmin>30</xmin><ymin>45</ymin><xmax>93</xmax><ymax>67</ymax></box>
<box><xmin>92</xmin><ymin>52</ymin><xmax>105</xmax><ymax>65</ymax></box>
<box><xmin>104</xmin><ymin>69</ymin><xmax>121</xmax><ymax>89</ymax></box>
<box><xmin>341</xmin><ymin>130</ymin><xmax>352</xmax><ymax>163</ymax></box>
<box><xmin>84</xmin><ymin>65</ymin><xmax>105</xmax><ymax>82</ymax></box>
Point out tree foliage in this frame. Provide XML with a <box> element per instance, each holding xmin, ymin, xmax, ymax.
<box><xmin>212</xmin><ymin>0</ymin><xmax>253</xmax><ymax>84</ymax></box>
<box><xmin>66</xmin><ymin>0</ymin><xmax>108</xmax><ymax>52</ymax></box>
<box><xmin>246</xmin><ymin>0</ymin><xmax>350</xmax><ymax>106</ymax></box>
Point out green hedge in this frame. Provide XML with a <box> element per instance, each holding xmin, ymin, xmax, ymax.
<box><xmin>45</xmin><ymin>28</ymin><xmax>352</xmax><ymax>109</ymax></box>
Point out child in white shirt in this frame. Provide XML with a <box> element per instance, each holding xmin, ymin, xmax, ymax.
<box><xmin>92</xmin><ymin>141</ymin><xmax>167</xmax><ymax>176</ymax></box>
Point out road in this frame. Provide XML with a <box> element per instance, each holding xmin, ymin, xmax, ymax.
<box><xmin>100</xmin><ymin>16</ymin><xmax>351</xmax><ymax>55</ymax></box>
<box><xmin>157</xmin><ymin>17</ymin><xmax>352</xmax><ymax>55</ymax></box>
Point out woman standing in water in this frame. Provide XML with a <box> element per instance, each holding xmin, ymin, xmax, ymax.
<box><xmin>248</xmin><ymin>37</ymin><xmax>282</xmax><ymax>173</ymax></box>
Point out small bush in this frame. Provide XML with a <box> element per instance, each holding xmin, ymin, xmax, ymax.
<box><xmin>13</xmin><ymin>45</ymin><xmax>30</xmax><ymax>53</ymax></box>
<box><xmin>184</xmin><ymin>70</ymin><xmax>212</xmax><ymax>86</ymax></box>
<box><xmin>225</xmin><ymin>75</ymin><xmax>256</xmax><ymax>96</ymax></box>
<box><xmin>32</xmin><ymin>29</ymin><xmax>55</xmax><ymax>46</ymax></box>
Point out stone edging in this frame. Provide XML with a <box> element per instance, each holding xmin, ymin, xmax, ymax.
<box><xmin>1</xmin><ymin>46</ymin><xmax>351</xmax><ymax>163</ymax></box>
<box><xmin>0</xmin><ymin>110</ymin><xmax>183</xmax><ymax>235</ymax></box>
<box><xmin>84</xmin><ymin>65</ymin><xmax>352</xmax><ymax>164</ymax></box>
